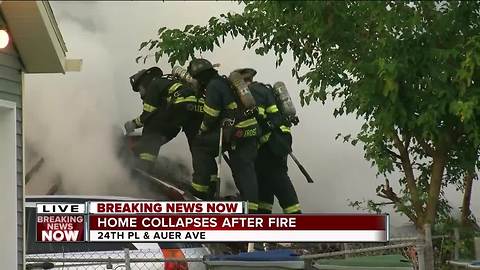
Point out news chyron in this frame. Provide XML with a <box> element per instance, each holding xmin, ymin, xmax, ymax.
<box><xmin>36</xmin><ymin>201</ymin><xmax>390</xmax><ymax>242</ymax></box>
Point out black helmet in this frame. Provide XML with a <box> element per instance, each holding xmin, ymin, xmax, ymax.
<box><xmin>129</xmin><ymin>67</ymin><xmax>163</xmax><ymax>92</ymax></box>
<box><xmin>187</xmin><ymin>58</ymin><xmax>214</xmax><ymax>78</ymax></box>
<box><xmin>234</xmin><ymin>68</ymin><xmax>257</xmax><ymax>81</ymax></box>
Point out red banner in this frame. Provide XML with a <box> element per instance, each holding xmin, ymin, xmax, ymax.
<box><xmin>89</xmin><ymin>214</ymin><xmax>386</xmax><ymax>231</ymax></box>
<box><xmin>36</xmin><ymin>215</ymin><xmax>85</xmax><ymax>242</ymax></box>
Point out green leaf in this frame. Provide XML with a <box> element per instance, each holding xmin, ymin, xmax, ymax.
<box><xmin>139</xmin><ymin>41</ymin><xmax>148</xmax><ymax>51</ymax></box>
<box><xmin>155</xmin><ymin>51</ymin><xmax>161</xmax><ymax>63</ymax></box>
<box><xmin>157</xmin><ymin>27</ymin><xmax>166</xmax><ymax>35</ymax></box>
<box><xmin>149</xmin><ymin>40</ymin><xmax>158</xmax><ymax>50</ymax></box>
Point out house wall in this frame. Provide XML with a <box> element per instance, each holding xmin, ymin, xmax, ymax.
<box><xmin>0</xmin><ymin>14</ymin><xmax>24</xmax><ymax>270</ymax></box>
<box><xmin>0</xmin><ymin>100</ymin><xmax>18</xmax><ymax>269</ymax></box>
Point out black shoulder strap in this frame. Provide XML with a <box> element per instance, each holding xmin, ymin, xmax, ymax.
<box><xmin>220</xmin><ymin>75</ymin><xmax>234</xmax><ymax>89</ymax></box>
<box><xmin>149</xmin><ymin>77</ymin><xmax>181</xmax><ymax>102</ymax></box>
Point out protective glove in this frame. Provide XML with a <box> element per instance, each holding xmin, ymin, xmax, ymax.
<box><xmin>290</xmin><ymin>116</ymin><xmax>300</xmax><ymax>126</ymax></box>
<box><xmin>124</xmin><ymin>120</ymin><xmax>137</xmax><ymax>134</ymax></box>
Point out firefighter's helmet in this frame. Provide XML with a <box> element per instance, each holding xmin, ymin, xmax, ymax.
<box><xmin>129</xmin><ymin>67</ymin><xmax>163</xmax><ymax>92</ymax></box>
<box><xmin>187</xmin><ymin>58</ymin><xmax>214</xmax><ymax>78</ymax></box>
<box><xmin>234</xmin><ymin>68</ymin><xmax>257</xmax><ymax>81</ymax></box>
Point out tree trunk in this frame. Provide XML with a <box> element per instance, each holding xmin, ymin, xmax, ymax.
<box><xmin>416</xmin><ymin>224</ymin><xmax>435</xmax><ymax>270</ymax></box>
<box><xmin>424</xmin><ymin>224</ymin><xmax>434</xmax><ymax>270</ymax></box>
<box><xmin>461</xmin><ymin>172</ymin><xmax>474</xmax><ymax>226</ymax></box>
<box><xmin>424</xmin><ymin>239</ymin><xmax>435</xmax><ymax>269</ymax></box>
<box><xmin>424</xmin><ymin>153</ymin><xmax>447</xmax><ymax>224</ymax></box>
<box><xmin>422</xmin><ymin>150</ymin><xmax>447</xmax><ymax>269</ymax></box>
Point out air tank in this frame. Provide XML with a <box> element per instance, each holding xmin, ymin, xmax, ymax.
<box><xmin>172</xmin><ymin>65</ymin><xmax>199</xmax><ymax>90</ymax></box>
<box><xmin>228</xmin><ymin>71</ymin><xmax>256</xmax><ymax>110</ymax></box>
<box><xmin>272</xmin><ymin>81</ymin><xmax>297</xmax><ymax>118</ymax></box>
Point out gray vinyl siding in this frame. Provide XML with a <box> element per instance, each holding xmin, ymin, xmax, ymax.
<box><xmin>0</xmin><ymin>14</ymin><xmax>24</xmax><ymax>270</ymax></box>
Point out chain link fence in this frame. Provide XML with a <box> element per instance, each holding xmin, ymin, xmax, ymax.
<box><xmin>25</xmin><ymin>230</ymin><xmax>472</xmax><ymax>270</ymax></box>
<box><xmin>290</xmin><ymin>239</ymin><xmax>417</xmax><ymax>258</ymax></box>
<box><xmin>26</xmin><ymin>248</ymin><xmax>208</xmax><ymax>270</ymax></box>
<box><xmin>24</xmin><ymin>242</ymin><xmax>421</xmax><ymax>270</ymax></box>
<box><xmin>25</xmin><ymin>243</ymin><xmax>416</xmax><ymax>270</ymax></box>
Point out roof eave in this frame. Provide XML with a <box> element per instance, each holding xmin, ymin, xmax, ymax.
<box><xmin>1</xmin><ymin>1</ymin><xmax>69</xmax><ymax>73</ymax></box>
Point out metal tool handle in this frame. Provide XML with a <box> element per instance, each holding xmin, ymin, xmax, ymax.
<box><xmin>215</xmin><ymin>126</ymin><xmax>224</xmax><ymax>200</ymax></box>
<box><xmin>271</xmin><ymin>130</ymin><xmax>313</xmax><ymax>184</ymax></box>
<box><xmin>289</xmin><ymin>152</ymin><xmax>314</xmax><ymax>183</ymax></box>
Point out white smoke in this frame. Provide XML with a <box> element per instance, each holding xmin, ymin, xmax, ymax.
<box><xmin>24</xmin><ymin>19</ymin><xmax>142</xmax><ymax>196</ymax></box>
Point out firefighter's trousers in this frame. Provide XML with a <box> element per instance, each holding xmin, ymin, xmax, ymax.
<box><xmin>255</xmin><ymin>143</ymin><xmax>301</xmax><ymax>214</ymax></box>
<box><xmin>191</xmin><ymin>129</ymin><xmax>259</xmax><ymax>212</ymax></box>
<box><xmin>133</xmin><ymin>112</ymin><xmax>181</xmax><ymax>172</ymax></box>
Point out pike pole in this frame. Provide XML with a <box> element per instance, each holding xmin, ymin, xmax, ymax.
<box><xmin>289</xmin><ymin>152</ymin><xmax>314</xmax><ymax>183</ymax></box>
<box><xmin>215</xmin><ymin>125</ymin><xmax>224</xmax><ymax>200</ymax></box>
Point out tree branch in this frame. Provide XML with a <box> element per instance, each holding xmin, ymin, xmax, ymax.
<box><xmin>372</xmin><ymin>202</ymin><xmax>395</xmax><ymax>206</ymax></box>
<box><xmin>461</xmin><ymin>172</ymin><xmax>474</xmax><ymax>226</ymax></box>
<box><xmin>392</xmin><ymin>129</ymin><xmax>423</xmax><ymax>224</ymax></box>
<box><xmin>425</xmin><ymin>137</ymin><xmax>449</xmax><ymax>225</ymax></box>
<box><xmin>387</xmin><ymin>149</ymin><xmax>401</xmax><ymax>160</ymax></box>
<box><xmin>404</xmin><ymin>132</ymin><xmax>412</xmax><ymax>151</ymax></box>
<box><xmin>377</xmin><ymin>179</ymin><xmax>417</xmax><ymax>222</ymax></box>
<box><xmin>416</xmin><ymin>136</ymin><xmax>434</xmax><ymax>157</ymax></box>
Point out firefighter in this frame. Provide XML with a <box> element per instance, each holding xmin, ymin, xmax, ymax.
<box><xmin>124</xmin><ymin>67</ymin><xmax>204</xmax><ymax>173</ymax></box>
<box><xmin>235</xmin><ymin>68</ymin><xmax>302</xmax><ymax>214</ymax></box>
<box><xmin>187</xmin><ymin>59</ymin><xmax>259</xmax><ymax>213</ymax></box>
